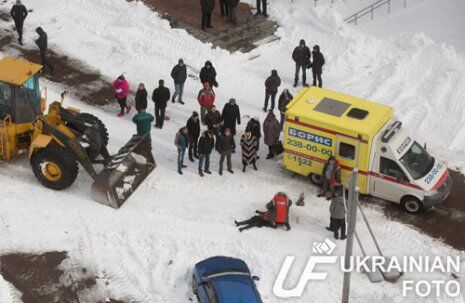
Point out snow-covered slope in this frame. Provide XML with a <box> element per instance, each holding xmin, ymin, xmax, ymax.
<box><xmin>0</xmin><ymin>0</ymin><xmax>464</xmax><ymax>302</ymax></box>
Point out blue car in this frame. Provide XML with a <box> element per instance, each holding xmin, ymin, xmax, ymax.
<box><xmin>192</xmin><ymin>256</ymin><xmax>262</xmax><ymax>303</ymax></box>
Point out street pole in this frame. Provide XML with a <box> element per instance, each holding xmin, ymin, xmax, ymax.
<box><xmin>341</xmin><ymin>168</ymin><xmax>359</xmax><ymax>303</ymax></box>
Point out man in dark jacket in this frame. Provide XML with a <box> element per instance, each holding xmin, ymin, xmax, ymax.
<box><xmin>326</xmin><ymin>186</ymin><xmax>346</xmax><ymax>240</ymax></box>
<box><xmin>201</xmin><ymin>0</ymin><xmax>215</xmax><ymax>31</ymax></box>
<box><xmin>199</xmin><ymin>61</ymin><xmax>218</xmax><ymax>87</ymax></box>
<box><xmin>221</xmin><ymin>98</ymin><xmax>241</xmax><ymax>136</ymax></box>
<box><xmin>175</xmin><ymin>127</ymin><xmax>189</xmax><ymax>175</ymax></box>
<box><xmin>198</xmin><ymin>130</ymin><xmax>214</xmax><ymax>177</ymax></box>
<box><xmin>171</xmin><ymin>58</ymin><xmax>187</xmax><ymax>104</ymax></box>
<box><xmin>278</xmin><ymin>89</ymin><xmax>293</xmax><ymax>130</ymax></box>
<box><xmin>226</xmin><ymin>0</ymin><xmax>239</xmax><ymax>25</ymax></box>
<box><xmin>204</xmin><ymin>105</ymin><xmax>222</xmax><ymax>141</ymax></box>
<box><xmin>186</xmin><ymin>111</ymin><xmax>201</xmax><ymax>162</ymax></box>
<box><xmin>35</xmin><ymin>27</ymin><xmax>54</xmax><ymax>73</ymax></box>
<box><xmin>263</xmin><ymin>70</ymin><xmax>281</xmax><ymax>112</ymax></box>
<box><xmin>218</xmin><ymin>128</ymin><xmax>235</xmax><ymax>175</ymax></box>
<box><xmin>311</xmin><ymin>45</ymin><xmax>325</xmax><ymax>88</ymax></box>
<box><xmin>246</xmin><ymin>116</ymin><xmax>261</xmax><ymax>152</ymax></box>
<box><xmin>10</xmin><ymin>0</ymin><xmax>28</xmax><ymax>45</ymax></box>
<box><xmin>255</xmin><ymin>0</ymin><xmax>267</xmax><ymax>17</ymax></box>
<box><xmin>219</xmin><ymin>0</ymin><xmax>228</xmax><ymax>17</ymax></box>
<box><xmin>292</xmin><ymin>39</ymin><xmax>311</xmax><ymax>87</ymax></box>
<box><xmin>152</xmin><ymin>79</ymin><xmax>171</xmax><ymax>129</ymax></box>
<box><xmin>135</xmin><ymin>83</ymin><xmax>148</xmax><ymax>111</ymax></box>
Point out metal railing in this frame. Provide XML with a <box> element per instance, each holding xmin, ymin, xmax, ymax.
<box><xmin>344</xmin><ymin>0</ymin><xmax>408</xmax><ymax>25</ymax></box>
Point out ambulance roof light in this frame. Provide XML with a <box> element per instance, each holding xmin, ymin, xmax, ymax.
<box><xmin>381</xmin><ymin>121</ymin><xmax>402</xmax><ymax>143</ymax></box>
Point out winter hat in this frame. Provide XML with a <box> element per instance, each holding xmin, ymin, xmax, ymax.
<box><xmin>271</xmin><ymin>70</ymin><xmax>278</xmax><ymax>76</ymax></box>
<box><xmin>178</xmin><ymin>58</ymin><xmax>184</xmax><ymax>64</ymax></box>
<box><xmin>192</xmin><ymin>111</ymin><xmax>199</xmax><ymax>117</ymax></box>
<box><xmin>229</xmin><ymin>98</ymin><xmax>236</xmax><ymax>104</ymax></box>
<box><xmin>300</xmin><ymin>39</ymin><xmax>306</xmax><ymax>46</ymax></box>
<box><xmin>313</xmin><ymin>45</ymin><xmax>320</xmax><ymax>52</ymax></box>
<box><xmin>17</xmin><ymin>0</ymin><xmax>22</xmax><ymax>4</ymax></box>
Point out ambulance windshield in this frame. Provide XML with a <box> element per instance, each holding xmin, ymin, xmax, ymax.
<box><xmin>399</xmin><ymin>141</ymin><xmax>434</xmax><ymax>180</ymax></box>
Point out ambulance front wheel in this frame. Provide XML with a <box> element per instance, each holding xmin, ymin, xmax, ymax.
<box><xmin>401</xmin><ymin>197</ymin><xmax>424</xmax><ymax>214</ymax></box>
<box><xmin>310</xmin><ymin>173</ymin><xmax>323</xmax><ymax>186</ymax></box>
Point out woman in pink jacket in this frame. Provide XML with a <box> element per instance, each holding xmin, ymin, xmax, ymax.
<box><xmin>113</xmin><ymin>75</ymin><xmax>131</xmax><ymax>116</ymax></box>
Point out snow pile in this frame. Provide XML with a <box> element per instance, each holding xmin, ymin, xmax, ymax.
<box><xmin>0</xmin><ymin>0</ymin><xmax>464</xmax><ymax>302</ymax></box>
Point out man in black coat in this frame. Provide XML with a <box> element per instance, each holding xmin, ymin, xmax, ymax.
<box><xmin>218</xmin><ymin>128</ymin><xmax>235</xmax><ymax>175</ymax></box>
<box><xmin>199</xmin><ymin>61</ymin><xmax>218</xmax><ymax>88</ymax></box>
<box><xmin>171</xmin><ymin>58</ymin><xmax>187</xmax><ymax>104</ymax></box>
<box><xmin>255</xmin><ymin>0</ymin><xmax>267</xmax><ymax>17</ymax></box>
<box><xmin>311</xmin><ymin>45</ymin><xmax>325</xmax><ymax>88</ymax></box>
<box><xmin>152</xmin><ymin>79</ymin><xmax>171</xmax><ymax>129</ymax></box>
<box><xmin>219</xmin><ymin>0</ymin><xmax>228</xmax><ymax>17</ymax></box>
<box><xmin>204</xmin><ymin>105</ymin><xmax>222</xmax><ymax>142</ymax></box>
<box><xmin>10</xmin><ymin>0</ymin><xmax>28</xmax><ymax>45</ymax></box>
<box><xmin>186</xmin><ymin>111</ymin><xmax>201</xmax><ymax>162</ymax></box>
<box><xmin>35</xmin><ymin>27</ymin><xmax>54</xmax><ymax>73</ymax></box>
<box><xmin>263</xmin><ymin>70</ymin><xmax>281</xmax><ymax>112</ymax></box>
<box><xmin>198</xmin><ymin>130</ymin><xmax>214</xmax><ymax>177</ymax></box>
<box><xmin>201</xmin><ymin>0</ymin><xmax>215</xmax><ymax>31</ymax></box>
<box><xmin>292</xmin><ymin>39</ymin><xmax>311</xmax><ymax>87</ymax></box>
<box><xmin>221</xmin><ymin>98</ymin><xmax>241</xmax><ymax>136</ymax></box>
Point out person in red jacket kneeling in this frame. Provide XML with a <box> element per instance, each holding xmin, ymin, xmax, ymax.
<box><xmin>262</xmin><ymin>192</ymin><xmax>292</xmax><ymax>230</ymax></box>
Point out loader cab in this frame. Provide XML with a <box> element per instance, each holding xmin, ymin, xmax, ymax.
<box><xmin>0</xmin><ymin>57</ymin><xmax>43</xmax><ymax>125</ymax></box>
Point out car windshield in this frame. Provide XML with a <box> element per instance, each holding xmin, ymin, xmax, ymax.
<box><xmin>399</xmin><ymin>141</ymin><xmax>434</xmax><ymax>180</ymax></box>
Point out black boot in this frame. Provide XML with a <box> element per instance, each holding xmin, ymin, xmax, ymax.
<box><xmin>242</xmin><ymin>165</ymin><xmax>246</xmax><ymax>173</ymax></box>
<box><xmin>252</xmin><ymin>162</ymin><xmax>258</xmax><ymax>171</ymax></box>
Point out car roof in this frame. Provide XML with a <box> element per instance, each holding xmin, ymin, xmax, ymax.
<box><xmin>211</xmin><ymin>274</ymin><xmax>261</xmax><ymax>303</ymax></box>
<box><xmin>0</xmin><ymin>57</ymin><xmax>42</xmax><ymax>86</ymax></box>
<box><xmin>195</xmin><ymin>256</ymin><xmax>250</xmax><ymax>278</ymax></box>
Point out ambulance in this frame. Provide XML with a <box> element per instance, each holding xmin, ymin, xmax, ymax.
<box><xmin>282</xmin><ymin>87</ymin><xmax>452</xmax><ymax>214</ymax></box>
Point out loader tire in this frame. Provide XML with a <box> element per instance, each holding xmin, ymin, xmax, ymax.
<box><xmin>31</xmin><ymin>144</ymin><xmax>79</xmax><ymax>190</ymax></box>
<box><xmin>78</xmin><ymin>113</ymin><xmax>109</xmax><ymax>146</ymax></box>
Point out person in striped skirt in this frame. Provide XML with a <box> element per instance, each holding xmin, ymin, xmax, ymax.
<box><xmin>240</xmin><ymin>130</ymin><xmax>258</xmax><ymax>172</ymax></box>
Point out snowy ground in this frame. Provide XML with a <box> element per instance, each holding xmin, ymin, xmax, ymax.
<box><xmin>0</xmin><ymin>0</ymin><xmax>465</xmax><ymax>302</ymax></box>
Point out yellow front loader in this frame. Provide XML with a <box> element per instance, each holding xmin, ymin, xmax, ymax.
<box><xmin>0</xmin><ymin>57</ymin><xmax>155</xmax><ymax>208</ymax></box>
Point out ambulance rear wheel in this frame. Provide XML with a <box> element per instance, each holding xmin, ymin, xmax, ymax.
<box><xmin>310</xmin><ymin>173</ymin><xmax>323</xmax><ymax>186</ymax></box>
<box><xmin>401</xmin><ymin>197</ymin><xmax>424</xmax><ymax>214</ymax></box>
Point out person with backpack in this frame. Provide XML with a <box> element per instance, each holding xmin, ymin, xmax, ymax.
<box><xmin>175</xmin><ymin>127</ymin><xmax>189</xmax><ymax>175</ymax></box>
<box><xmin>186</xmin><ymin>111</ymin><xmax>201</xmax><ymax>162</ymax></box>
<box><xmin>278</xmin><ymin>89</ymin><xmax>293</xmax><ymax>130</ymax></box>
<box><xmin>199</xmin><ymin>61</ymin><xmax>218</xmax><ymax>87</ymax></box>
<box><xmin>132</xmin><ymin>108</ymin><xmax>154</xmax><ymax>148</ymax></box>
<box><xmin>152</xmin><ymin>79</ymin><xmax>171</xmax><ymax>129</ymax></box>
<box><xmin>197</xmin><ymin>82</ymin><xmax>216</xmax><ymax>124</ymax></box>
<box><xmin>221</xmin><ymin>98</ymin><xmax>241</xmax><ymax>136</ymax></box>
<box><xmin>218</xmin><ymin>128</ymin><xmax>235</xmax><ymax>175</ymax></box>
<box><xmin>135</xmin><ymin>83</ymin><xmax>148</xmax><ymax>112</ymax></box>
<box><xmin>171</xmin><ymin>58</ymin><xmax>187</xmax><ymax>104</ymax></box>
<box><xmin>10</xmin><ymin>0</ymin><xmax>28</xmax><ymax>45</ymax></box>
<box><xmin>263</xmin><ymin>70</ymin><xmax>281</xmax><ymax>112</ymax></box>
<box><xmin>112</xmin><ymin>74</ymin><xmax>131</xmax><ymax>117</ymax></box>
<box><xmin>240</xmin><ymin>130</ymin><xmax>258</xmax><ymax>172</ymax></box>
<box><xmin>198</xmin><ymin>130</ymin><xmax>214</xmax><ymax>177</ymax></box>
<box><xmin>263</xmin><ymin>111</ymin><xmax>281</xmax><ymax>159</ymax></box>
<box><xmin>292</xmin><ymin>39</ymin><xmax>311</xmax><ymax>87</ymax></box>
<box><xmin>311</xmin><ymin>44</ymin><xmax>325</xmax><ymax>87</ymax></box>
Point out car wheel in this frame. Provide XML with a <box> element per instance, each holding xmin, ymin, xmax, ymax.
<box><xmin>401</xmin><ymin>197</ymin><xmax>424</xmax><ymax>214</ymax></box>
<box><xmin>192</xmin><ymin>275</ymin><xmax>198</xmax><ymax>296</ymax></box>
<box><xmin>310</xmin><ymin>173</ymin><xmax>323</xmax><ymax>186</ymax></box>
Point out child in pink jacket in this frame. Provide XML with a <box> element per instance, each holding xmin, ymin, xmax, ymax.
<box><xmin>113</xmin><ymin>75</ymin><xmax>131</xmax><ymax>116</ymax></box>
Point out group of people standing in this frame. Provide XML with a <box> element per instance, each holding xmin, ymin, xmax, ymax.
<box><xmin>292</xmin><ymin>39</ymin><xmax>325</xmax><ymax>88</ymax></box>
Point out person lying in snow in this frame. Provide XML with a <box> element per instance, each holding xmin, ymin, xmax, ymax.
<box><xmin>234</xmin><ymin>192</ymin><xmax>292</xmax><ymax>232</ymax></box>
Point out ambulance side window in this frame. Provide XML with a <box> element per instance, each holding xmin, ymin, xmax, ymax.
<box><xmin>380</xmin><ymin>157</ymin><xmax>408</xmax><ymax>181</ymax></box>
<box><xmin>339</xmin><ymin>142</ymin><xmax>355</xmax><ymax>160</ymax></box>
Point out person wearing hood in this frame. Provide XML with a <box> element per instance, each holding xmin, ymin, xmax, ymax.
<box><xmin>197</xmin><ymin>82</ymin><xmax>216</xmax><ymax>124</ymax></box>
<box><xmin>175</xmin><ymin>127</ymin><xmax>189</xmax><ymax>175</ymax></box>
<box><xmin>246</xmin><ymin>116</ymin><xmax>261</xmax><ymax>152</ymax></box>
<box><xmin>311</xmin><ymin>44</ymin><xmax>325</xmax><ymax>88</ymax></box>
<box><xmin>326</xmin><ymin>186</ymin><xmax>347</xmax><ymax>240</ymax></box>
<box><xmin>112</xmin><ymin>74</ymin><xmax>131</xmax><ymax>117</ymax></box>
<box><xmin>10</xmin><ymin>0</ymin><xmax>28</xmax><ymax>45</ymax></box>
<box><xmin>221</xmin><ymin>98</ymin><xmax>241</xmax><ymax>136</ymax></box>
<box><xmin>263</xmin><ymin>69</ymin><xmax>281</xmax><ymax>112</ymax></box>
<box><xmin>263</xmin><ymin>110</ymin><xmax>281</xmax><ymax>159</ymax></box>
<box><xmin>240</xmin><ymin>130</ymin><xmax>258</xmax><ymax>172</ymax></box>
<box><xmin>201</xmin><ymin>0</ymin><xmax>215</xmax><ymax>31</ymax></box>
<box><xmin>292</xmin><ymin>39</ymin><xmax>311</xmax><ymax>87</ymax></box>
<box><xmin>255</xmin><ymin>0</ymin><xmax>267</xmax><ymax>17</ymax></box>
<box><xmin>278</xmin><ymin>89</ymin><xmax>293</xmax><ymax>130</ymax></box>
<box><xmin>171</xmin><ymin>58</ymin><xmax>187</xmax><ymax>104</ymax></box>
<box><xmin>35</xmin><ymin>27</ymin><xmax>54</xmax><ymax>73</ymax></box>
<box><xmin>186</xmin><ymin>111</ymin><xmax>201</xmax><ymax>162</ymax></box>
<box><xmin>135</xmin><ymin>83</ymin><xmax>148</xmax><ymax>112</ymax></box>
<box><xmin>199</xmin><ymin>61</ymin><xmax>218</xmax><ymax>87</ymax></box>
<box><xmin>152</xmin><ymin>79</ymin><xmax>171</xmax><ymax>128</ymax></box>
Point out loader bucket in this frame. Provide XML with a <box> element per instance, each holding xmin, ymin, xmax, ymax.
<box><xmin>91</xmin><ymin>134</ymin><xmax>156</xmax><ymax>208</ymax></box>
